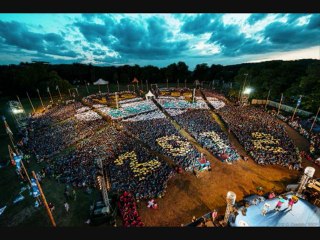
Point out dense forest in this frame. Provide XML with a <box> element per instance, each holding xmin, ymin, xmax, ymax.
<box><xmin>0</xmin><ymin>59</ymin><xmax>319</xmax><ymax>112</ymax></box>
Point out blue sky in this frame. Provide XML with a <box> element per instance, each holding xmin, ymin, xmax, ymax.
<box><xmin>0</xmin><ymin>14</ymin><xmax>319</xmax><ymax>69</ymax></box>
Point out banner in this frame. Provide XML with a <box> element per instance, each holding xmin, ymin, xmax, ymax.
<box><xmin>296</xmin><ymin>96</ymin><xmax>302</xmax><ymax>107</ymax></box>
<box><xmin>13</xmin><ymin>154</ymin><xmax>22</xmax><ymax>170</ymax></box>
<box><xmin>31</xmin><ymin>178</ymin><xmax>40</xmax><ymax>198</ymax></box>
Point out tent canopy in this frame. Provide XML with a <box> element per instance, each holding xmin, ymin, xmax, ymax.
<box><xmin>145</xmin><ymin>90</ymin><xmax>155</xmax><ymax>98</ymax></box>
<box><xmin>94</xmin><ymin>79</ymin><xmax>109</xmax><ymax>85</ymax></box>
<box><xmin>132</xmin><ymin>77</ymin><xmax>139</xmax><ymax>83</ymax></box>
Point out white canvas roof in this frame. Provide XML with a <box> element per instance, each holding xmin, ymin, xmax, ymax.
<box><xmin>93</xmin><ymin>79</ymin><xmax>108</xmax><ymax>85</ymax></box>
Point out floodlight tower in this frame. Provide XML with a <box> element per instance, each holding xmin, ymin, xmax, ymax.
<box><xmin>296</xmin><ymin>166</ymin><xmax>315</xmax><ymax>195</ymax></box>
<box><xmin>224</xmin><ymin>191</ymin><xmax>236</xmax><ymax>224</ymax></box>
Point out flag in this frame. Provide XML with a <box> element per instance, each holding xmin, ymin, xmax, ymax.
<box><xmin>296</xmin><ymin>96</ymin><xmax>302</xmax><ymax>107</ymax></box>
<box><xmin>13</xmin><ymin>154</ymin><xmax>22</xmax><ymax>170</ymax></box>
<box><xmin>56</xmin><ymin>85</ymin><xmax>59</xmax><ymax>90</ymax></box>
<box><xmin>31</xmin><ymin>178</ymin><xmax>40</xmax><ymax>198</ymax></box>
<box><xmin>47</xmin><ymin>87</ymin><xmax>50</xmax><ymax>93</ymax></box>
<box><xmin>36</xmin><ymin>88</ymin><xmax>39</xmax><ymax>93</ymax></box>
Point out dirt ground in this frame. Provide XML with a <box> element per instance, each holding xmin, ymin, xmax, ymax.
<box><xmin>137</xmin><ymin>106</ymin><xmax>319</xmax><ymax>227</ymax></box>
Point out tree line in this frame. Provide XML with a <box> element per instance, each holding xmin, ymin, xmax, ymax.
<box><xmin>0</xmin><ymin>59</ymin><xmax>319</xmax><ymax>112</ymax></box>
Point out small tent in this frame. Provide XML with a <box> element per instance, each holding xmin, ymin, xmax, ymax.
<box><xmin>145</xmin><ymin>90</ymin><xmax>155</xmax><ymax>100</ymax></box>
<box><xmin>132</xmin><ymin>77</ymin><xmax>139</xmax><ymax>84</ymax></box>
<box><xmin>94</xmin><ymin>79</ymin><xmax>108</xmax><ymax>85</ymax></box>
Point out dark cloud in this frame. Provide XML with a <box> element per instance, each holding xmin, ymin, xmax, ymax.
<box><xmin>0</xmin><ymin>14</ymin><xmax>319</xmax><ymax>66</ymax></box>
<box><xmin>307</xmin><ymin>14</ymin><xmax>320</xmax><ymax>29</ymax></box>
<box><xmin>246</xmin><ymin>14</ymin><xmax>268</xmax><ymax>25</ymax></box>
<box><xmin>75</xmin><ymin>22</ymin><xmax>109</xmax><ymax>42</ymax></box>
<box><xmin>263</xmin><ymin>20</ymin><xmax>320</xmax><ymax>50</ymax></box>
<box><xmin>180</xmin><ymin>14</ymin><xmax>220</xmax><ymax>35</ymax></box>
<box><xmin>0</xmin><ymin>20</ymin><xmax>78</xmax><ymax>59</ymax></box>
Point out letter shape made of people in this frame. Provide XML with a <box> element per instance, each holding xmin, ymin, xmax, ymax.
<box><xmin>114</xmin><ymin>151</ymin><xmax>161</xmax><ymax>181</ymax></box>
<box><xmin>156</xmin><ymin>135</ymin><xmax>191</xmax><ymax>157</ymax></box>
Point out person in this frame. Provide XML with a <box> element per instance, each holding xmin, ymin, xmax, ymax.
<box><xmin>287</xmin><ymin>198</ymin><xmax>294</xmax><ymax>211</ymax></box>
<box><xmin>211</xmin><ymin>209</ymin><xmax>218</xmax><ymax>222</ymax></box>
<box><xmin>261</xmin><ymin>203</ymin><xmax>270</xmax><ymax>216</ymax></box>
<box><xmin>192</xmin><ymin>216</ymin><xmax>196</xmax><ymax>222</ymax></box>
<box><xmin>274</xmin><ymin>197</ymin><xmax>284</xmax><ymax>211</ymax></box>
<box><xmin>48</xmin><ymin>202</ymin><xmax>55</xmax><ymax>212</ymax></box>
<box><xmin>64</xmin><ymin>202</ymin><xmax>70</xmax><ymax>212</ymax></box>
<box><xmin>147</xmin><ymin>199</ymin><xmax>155</xmax><ymax>208</ymax></box>
<box><xmin>268</xmin><ymin>191</ymin><xmax>275</xmax><ymax>199</ymax></box>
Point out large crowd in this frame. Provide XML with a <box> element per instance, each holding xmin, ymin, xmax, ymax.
<box><xmin>217</xmin><ymin>105</ymin><xmax>300</xmax><ymax>168</ymax></box>
<box><xmin>26</xmin><ymin>103</ymin><xmax>106</xmax><ymax>159</ymax></box>
<box><xmin>43</xmin><ymin>122</ymin><xmax>173</xmax><ymax>200</ymax></box>
<box><xmin>123</xmin><ymin>111</ymin><xmax>201</xmax><ymax>169</ymax></box>
<box><xmin>170</xmin><ymin>109</ymin><xmax>240</xmax><ymax>163</ymax></box>
<box><xmin>276</xmin><ymin>114</ymin><xmax>320</xmax><ymax>158</ymax></box>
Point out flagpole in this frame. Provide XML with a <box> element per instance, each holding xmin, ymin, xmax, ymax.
<box><xmin>16</xmin><ymin>95</ymin><xmax>26</xmax><ymax>113</ymax></box>
<box><xmin>117</xmin><ymin>81</ymin><xmax>120</xmax><ymax>92</ymax></box>
<box><xmin>265</xmin><ymin>89</ymin><xmax>271</xmax><ymax>110</ymax></box>
<box><xmin>26</xmin><ymin>92</ymin><xmax>35</xmax><ymax>113</ymax></box>
<box><xmin>166</xmin><ymin>78</ymin><xmax>168</xmax><ymax>89</ymax></box>
<box><xmin>146</xmin><ymin>80</ymin><xmax>149</xmax><ymax>91</ymax></box>
<box><xmin>115</xmin><ymin>92</ymin><xmax>119</xmax><ymax>109</ymax></box>
<box><xmin>56</xmin><ymin>86</ymin><xmax>62</xmax><ymax>100</ymax></box>
<box><xmin>32</xmin><ymin>171</ymin><xmax>57</xmax><ymax>227</ymax></box>
<box><xmin>310</xmin><ymin>106</ymin><xmax>320</xmax><ymax>132</ymax></box>
<box><xmin>277</xmin><ymin>93</ymin><xmax>283</xmax><ymax>115</ymax></box>
<box><xmin>47</xmin><ymin>87</ymin><xmax>54</xmax><ymax>104</ymax></box>
<box><xmin>107</xmin><ymin>83</ymin><xmax>109</xmax><ymax>94</ymax></box>
<box><xmin>36</xmin><ymin>89</ymin><xmax>45</xmax><ymax>110</ymax></box>
<box><xmin>84</xmin><ymin>81</ymin><xmax>89</xmax><ymax>94</ymax></box>
<box><xmin>184</xmin><ymin>79</ymin><xmax>187</xmax><ymax>88</ymax></box>
<box><xmin>291</xmin><ymin>96</ymin><xmax>302</xmax><ymax>121</ymax></box>
<box><xmin>3</xmin><ymin>117</ymin><xmax>16</xmax><ymax>150</ymax></box>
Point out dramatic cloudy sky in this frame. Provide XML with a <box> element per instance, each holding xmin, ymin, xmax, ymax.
<box><xmin>0</xmin><ymin>14</ymin><xmax>319</xmax><ymax>68</ymax></box>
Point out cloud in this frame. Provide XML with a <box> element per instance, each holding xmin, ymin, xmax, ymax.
<box><xmin>180</xmin><ymin>14</ymin><xmax>219</xmax><ymax>35</ymax></box>
<box><xmin>246</xmin><ymin>14</ymin><xmax>268</xmax><ymax>25</ymax></box>
<box><xmin>0</xmin><ymin>14</ymin><xmax>319</xmax><ymax>67</ymax></box>
<box><xmin>263</xmin><ymin>19</ymin><xmax>320</xmax><ymax>50</ymax></box>
<box><xmin>0</xmin><ymin>20</ymin><xmax>78</xmax><ymax>58</ymax></box>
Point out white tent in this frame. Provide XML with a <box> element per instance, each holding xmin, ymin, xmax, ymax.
<box><xmin>94</xmin><ymin>79</ymin><xmax>108</xmax><ymax>85</ymax></box>
<box><xmin>145</xmin><ymin>90</ymin><xmax>155</xmax><ymax>100</ymax></box>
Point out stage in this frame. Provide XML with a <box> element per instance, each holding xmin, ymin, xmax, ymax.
<box><xmin>230</xmin><ymin>193</ymin><xmax>320</xmax><ymax>227</ymax></box>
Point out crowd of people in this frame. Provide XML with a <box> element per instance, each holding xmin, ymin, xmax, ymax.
<box><xmin>123</xmin><ymin>113</ymin><xmax>201</xmax><ymax>169</ymax></box>
<box><xmin>118</xmin><ymin>191</ymin><xmax>144</xmax><ymax>227</ymax></box>
<box><xmin>41</xmin><ymin>120</ymin><xmax>174</xmax><ymax>200</ymax></box>
<box><xmin>26</xmin><ymin>103</ymin><xmax>106</xmax><ymax>159</ymax></box>
<box><xmin>217</xmin><ymin>105</ymin><xmax>300</xmax><ymax>168</ymax></box>
<box><xmin>170</xmin><ymin>109</ymin><xmax>240</xmax><ymax>163</ymax></box>
<box><xmin>276</xmin><ymin>114</ymin><xmax>320</xmax><ymax>158</ymax></box>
